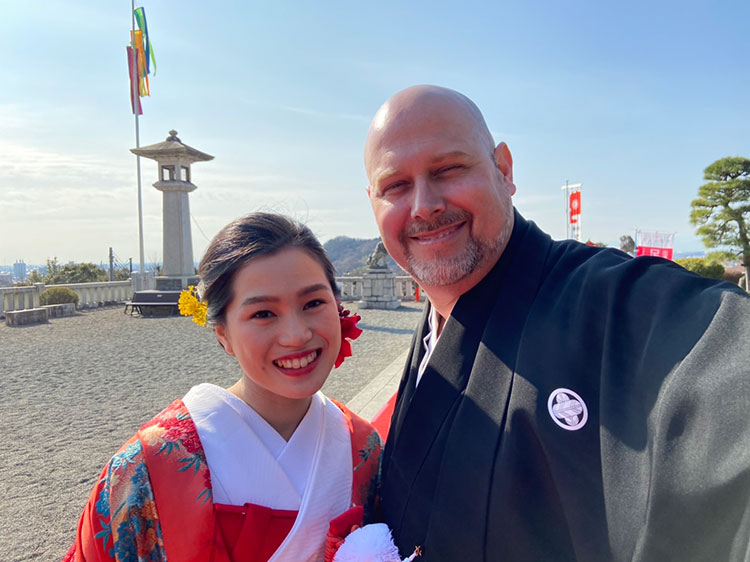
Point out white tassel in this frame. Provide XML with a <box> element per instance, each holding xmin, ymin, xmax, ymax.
<box><xmin>332</xmin><ymin>523</ymin><xmax>402</xmax><ymax>562</ymax></box>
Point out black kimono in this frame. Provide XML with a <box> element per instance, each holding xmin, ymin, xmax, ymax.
<box><xmin>380</xmin><ymin>211</ymin><xmax>750</xmax><ymax>561</ymax></box>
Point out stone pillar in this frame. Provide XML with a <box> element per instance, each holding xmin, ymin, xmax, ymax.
<box><xmin>358</xmin><ymin>268</ymin><xmax>401</xmax><ymax>310</ymax></box>
<box><xmin>159</xmin><ymin>181</ymin><xmax>196</xmax><ymax>281</ymax></box>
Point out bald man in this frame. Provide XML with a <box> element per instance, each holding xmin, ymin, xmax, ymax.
<box><xmin>365</xmin><ymin>85</ymin><xmax>750</xmax><ymax>561</ymax></box>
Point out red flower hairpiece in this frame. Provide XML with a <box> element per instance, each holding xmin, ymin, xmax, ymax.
<box><xmin>335</xmin><ymin>304</ymin><xmax>362</xmax><ymax>369</ymax></box>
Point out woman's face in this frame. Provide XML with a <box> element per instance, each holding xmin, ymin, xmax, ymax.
<box><xmin>215</xmin><ymin>247</ymin><xmax>341</xmax><ymax>410</ymax></box>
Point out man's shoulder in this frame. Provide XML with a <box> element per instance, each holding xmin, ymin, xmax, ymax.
<box><xmin>545</xmin><ymin>240</ymin><xmax>745</xmax><ymax>302</ymax></box>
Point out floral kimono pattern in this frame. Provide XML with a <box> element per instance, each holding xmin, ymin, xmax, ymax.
<box><xmin>64</xmin><ymin>398</ymin><xmax>381</xmax><ymax>562</ymax></box>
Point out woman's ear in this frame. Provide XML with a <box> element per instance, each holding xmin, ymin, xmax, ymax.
<box><xmin>215</xmin><ymin>324</ymin><xmax>234</xmax><ymax>355</ymax></box>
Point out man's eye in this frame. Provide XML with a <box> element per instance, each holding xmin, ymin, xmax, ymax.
<box><xmin>436</xmin><ymin>165</ymin><xmax>463</xmax><ymax>175</ymax></box>
<box><xmin>251</xmin><ymin>310</ymin><xmax>274</xmax><ymax>319</ymax></box>
<box><xmin>304</xmin><ymin>299</ymin><xmax>326</xmax><ymax>310</ymax></box>
<box><xmin>381</xmin><ymin>181</ymin><xmax>407</xmax><ymax>194</ymax></box>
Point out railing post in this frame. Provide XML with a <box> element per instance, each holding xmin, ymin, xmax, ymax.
<box><xmin>33</xmin><ymin>283</ymin><xmax>45</xmax><ymax>307</ymax></box>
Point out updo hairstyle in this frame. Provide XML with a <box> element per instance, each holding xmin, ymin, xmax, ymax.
<box><xmin>198</xmin><ymin>212</ymin><xmax>339</xmax><ymax>325</ymax></box>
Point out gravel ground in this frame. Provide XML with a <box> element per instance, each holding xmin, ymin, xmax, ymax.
<box><xmin>0</xmin><ymin>301</ymin><xmax>423</xmax><ymax>562</ymax></box>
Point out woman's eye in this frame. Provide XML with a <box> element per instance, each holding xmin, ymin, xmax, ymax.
<box><xmin>251</xmin><ymin>310</ymin><xmax>274</xmax><ymax>319</ymax></box>
<box><xmin>304</xmin><ymin>299</ymin><xmax>325</xmax><ymax>310</ymax></box>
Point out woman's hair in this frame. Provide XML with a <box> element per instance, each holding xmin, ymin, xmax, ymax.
<box><xmin>198</xmin><ymin>212</ymin><xmax>339</xmax><ymax>325</ymax></box>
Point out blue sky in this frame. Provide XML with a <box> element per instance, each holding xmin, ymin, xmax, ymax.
<box><xmin>1</xmin><ymin>0</ymin><xmax>748</xmax><ymax>266</ymax></box>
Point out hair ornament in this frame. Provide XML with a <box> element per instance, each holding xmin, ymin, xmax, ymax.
<box><xmin>336</xmin><ymin>303</ymin><xmax>363</xmax><ymax>368</ymax></box>
<box><xmin>179</xmin><ymin>286</ymin><xmax>208</xmax><ymax>326</ymax></box>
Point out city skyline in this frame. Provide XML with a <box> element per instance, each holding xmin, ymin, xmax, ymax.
<box><xmin>2</xmin><ymin>1</ymin><xmax>749</xmax><ymax>264</ymax></box>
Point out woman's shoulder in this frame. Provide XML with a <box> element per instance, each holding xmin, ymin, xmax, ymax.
<box><xmin>325</xmin><ymin>396</ymin><xmax>382</xmax><ymax>469</ymax></box>
<box><xmin>98</xmin><ymin>399</ymin><xmax>189</xmax><ymax>472</ymax></box>
<box><xmin>138</xmin><ymin>397</ymin><xmax>192</xmax><ymax>434</ymax></box>
<box><xmin>136</xmin><ymin>398</ymin><xmax>210</xmax><ymax>492</ymax></box>
<box><xmin>137</xmin><ymin>399</ymin><xmax>203</xmax><ymax>455</ymax></box>
<box><xmin>327</xmin><ymin>397</ymin><xmax>378</xmax><ymax>436</ymax></box>
<box><xmin>103</xmin><ymin>398</ymin><xmax>203</xmax><ymax>484</ymax></box>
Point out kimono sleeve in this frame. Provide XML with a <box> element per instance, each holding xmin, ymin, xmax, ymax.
<box><xmin>64</xmin><ymin>436</ymin><xmax>167</xmax><ymax>562</ymax></box>
<box><xmin>331</xmin><ymin>400</ymin><xmax>383</xmax><ymax>522</ymax></box>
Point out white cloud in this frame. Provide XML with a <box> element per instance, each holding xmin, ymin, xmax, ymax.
<box><xmin>0</xmin><ymin>141</ymin><xmax>129</xmax><ymax>184</ymax></box>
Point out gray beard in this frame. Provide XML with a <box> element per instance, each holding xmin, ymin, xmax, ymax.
<box><xmin>402</xmin><ymin>213</ymin><xmax>512</xmax><ymax>287</ymax></box>
<box><xmin>406</xmin><ymin>236</ymin><xmax>484</xmax><ymax>286</ymax></box>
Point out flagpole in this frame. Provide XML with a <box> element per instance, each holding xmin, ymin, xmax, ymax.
<box><xmin>131</xmin><ymin>0</ymin><xmax>146</xmax><ymax>289</ymax></box>
<box><xmin>561</xmin><ymin>181</ymin><xmax>584</xmax><ymax>241</ymax></box>
<box><xmin>563</xmin><ymin>180</ymin><xmax>569</xmax><ymax>239</ymax></box>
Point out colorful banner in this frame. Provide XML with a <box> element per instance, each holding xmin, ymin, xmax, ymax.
<box><xmin>126</xmin><ymin>46</ymin><xmax>143</xmax><ymax>115</ymax></box>
<box><xmin>569</xmin><ymin>190</ymin><xmax>581</xmax><ymax>224</ymax></box>
<box><xmin>134</xmin><ymin>7</ymin><xmax>156</xmax><ymax>75</ymax></box>
<box><xmin>636</xmin><ymin>230</ymin><xmax>675</xmax><ymax>260</ymax></box>
<box><xmin>127</xmin><ymin>6</ymin><xmax>156</xmax><ymax>114</ymax></box>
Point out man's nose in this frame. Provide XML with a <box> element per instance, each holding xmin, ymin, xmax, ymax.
<box><xmin>277</xmin><ymin>315</ymin><xmax>313</xmax><ymax>347</ymax></box>
<box><xmin>411</xmin><ymin>178</ymin><xmax>445</xmax><ymax>221</ymax></box>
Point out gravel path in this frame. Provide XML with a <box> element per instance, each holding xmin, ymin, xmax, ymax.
<box><xmin>0</xmin><ymin>301</ymin><xmax>423</xmax><ymax>562</ymax></box>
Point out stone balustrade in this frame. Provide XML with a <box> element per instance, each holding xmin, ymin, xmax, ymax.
<box><xmin>0</xmin><ymin>285</ymin><xmax>40</xmax><ymax>314</ymax></box>
<box><xmin>336</xmin><ymin>277</ymin><xmax>363</xmax><ymax>301</ymax></box>
<box><xmin>395</xmin><ymin>276</ymin><xmax>419</xmax><ymax>300</ymax></box>
<box><xmin>1</xmin><ymin>275</ymin><xmax>419</xmax><ymax>318</ymax></box>
<box><xmin>0</xmin><ymin>280</ymin><xmax>134</xmax><ymax>318</ymax></box>
<box><xmin>336</xmin><ymin>275</ymin><xmax>419</xmax><ymax>303</ymax></box>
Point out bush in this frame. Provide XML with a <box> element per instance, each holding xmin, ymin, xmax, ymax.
<box><xmin>675</xmin><ymin>257</ymin><xmax>725</xmax><ymax>280</ymax></box>
<box><xmin>40</xmin><ymin>287</ymin><xmax>79</xmax><ymax>306</ymax></box>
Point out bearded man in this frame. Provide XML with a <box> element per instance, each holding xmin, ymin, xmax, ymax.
<box><xmin>364</xmin><ymin>85</ymin><xmax>750</xmax><ymax>561</ymax></box>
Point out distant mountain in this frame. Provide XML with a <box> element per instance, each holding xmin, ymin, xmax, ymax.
<box><xmin>674</xmin><ymin>250</ymin><xmax>706</xmax><ymax>259</ymax></box>
<box><xmin>323</xmin><ymin>236</ymin><xmax>403</xmax><ymax>275</ymax></box>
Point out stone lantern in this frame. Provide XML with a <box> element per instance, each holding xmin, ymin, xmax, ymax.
<box><xmin>131</xmin><ymin>130</ymin><xmax>213</xmax><ymax>290</ymax></box>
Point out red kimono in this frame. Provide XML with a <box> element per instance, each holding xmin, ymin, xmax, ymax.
<box><xmin>64</xmin><ymin>398</ymin><xmax>381</xmax><ymax>562</ymax></box>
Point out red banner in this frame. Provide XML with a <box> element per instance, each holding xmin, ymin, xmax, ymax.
<box><xmin>636</xmin><ymin>246</ymin><xmax>674</xmax><ymax>260</ymax></box>
<box><xmin>126</xmin><ymin>46</ymin><xmax>143</xmax><ymax>115</ymax></box>
<box><xmin>569</xmin><ymin>190</ymin><xmax>581</xmax><ymax>224</ymax></box>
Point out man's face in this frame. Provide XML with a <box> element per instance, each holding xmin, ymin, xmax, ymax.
<box><xmin>365</xmin><ymin>93</ymin><xmax>516</xmax><ymax>289</ymax></box>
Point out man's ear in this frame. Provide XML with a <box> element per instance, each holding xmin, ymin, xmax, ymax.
<box><xmin>494</xmin><ymin>142</ymin><xmax>516</xmax><ymax>195</ymax></box>
<box><xmin>215</xmin><ymin>324</ymin><xmax>234</xmax><ymax>355</ymax></box>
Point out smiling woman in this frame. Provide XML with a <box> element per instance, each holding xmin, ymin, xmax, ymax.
<box><xmin>64</xmin><ymin>213</ymin><xmax>381</xmax><ymax>562</ymax></box>
<box><xmin>215</xmin><ymin>247</ymin><xmax>343</xmax><ymax>439</ymax></box>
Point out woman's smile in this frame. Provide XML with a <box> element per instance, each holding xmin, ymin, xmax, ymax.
<box><xmin>273</xmin><ymin>349</ymin><xmax>322</xmax><ymax>373</ymax></box>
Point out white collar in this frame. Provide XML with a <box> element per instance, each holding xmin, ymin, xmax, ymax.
<box><xmin>416</xmin><ymin>303</ymin><xmax>441</xmax><ymax>387</ymax></box>
<box><xmin>183</xmin><ymin>383</ymin><xmax>322</xmax><ymax>507</ymax></box>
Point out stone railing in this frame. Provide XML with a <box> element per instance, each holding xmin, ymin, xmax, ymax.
<box><xmin>336</xmin><ymin>275</ymin><xmax>419</xmax><ymax>302</ymax></box>
<box><xmin>337</xmin><ymin>277</ymin><xmax>363</xmax><ymax>301</ymax></box>
<box><xmin>0</xmin><ymin>280</ymin><xmax>135</xmax><ymax>318</ymax></box>
<box><xmin>395</xmin><ymin>276</ymin><xmax>419</xmax><ymax>300</ymax></box>
<box><xmin>0</xmin><ymin>285</ymin><xmax>40</xmax><ymax>315</ymax></box>
<box><xmin>1</xmin><ymin>274</ymin><xmax>419</xmax><ymax>317</ymax></box>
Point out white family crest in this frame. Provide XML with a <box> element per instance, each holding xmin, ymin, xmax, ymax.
<box><xmin>547</xmin><ymin>388</ymin><xmax>588</xmax><ymax>431</ymax></box>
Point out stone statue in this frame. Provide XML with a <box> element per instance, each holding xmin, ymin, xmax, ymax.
<box><xmin>367</xmin><ymin>241</ymin><xmax>389</xmax><ymax>269</ymax></box>
<box><xmin>619</xmin><ymin>235</ymin><xmax>635</xmax><ymax>255</ymax></box>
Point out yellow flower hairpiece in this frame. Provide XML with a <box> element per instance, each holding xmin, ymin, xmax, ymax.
<box><xmin>179</xmin><ymin>285</ymin><xmax>208</xmax><ymax>326</ymax></box>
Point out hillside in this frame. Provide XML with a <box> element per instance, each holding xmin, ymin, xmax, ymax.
<box><xmin>323</xmin><ymin>236</ymin><xmax>403</xmax><ymax>275</ymax></box>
